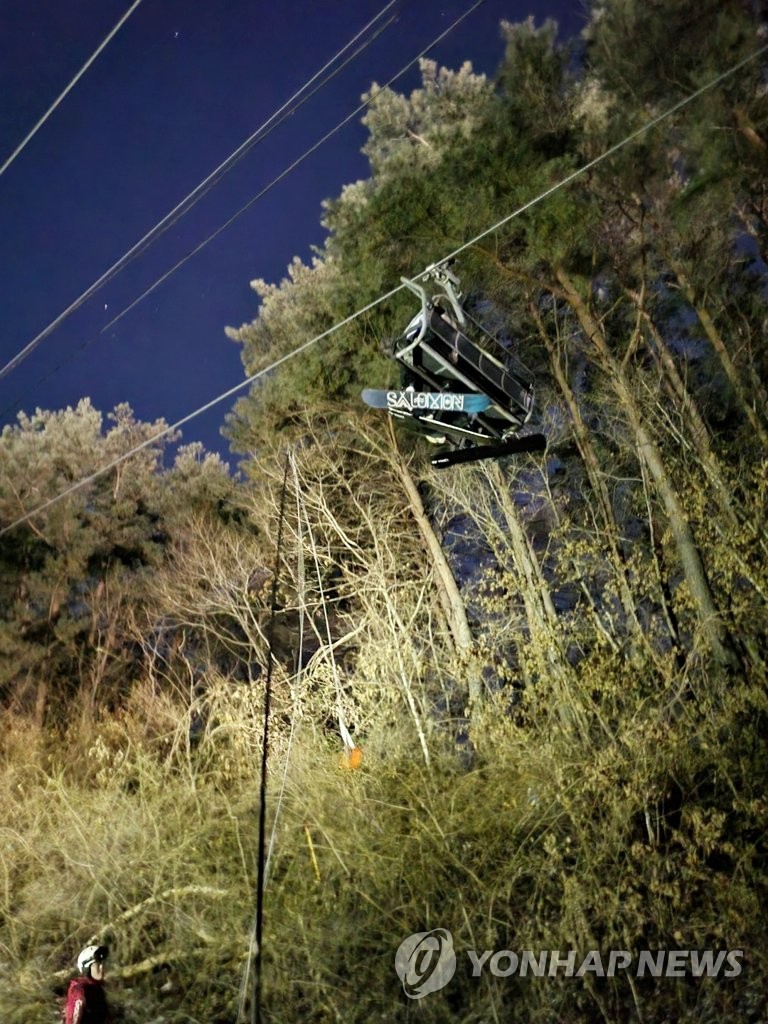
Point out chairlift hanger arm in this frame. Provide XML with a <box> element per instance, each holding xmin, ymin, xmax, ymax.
<box><xmin>394</xmin><ymin>276</ymin><xmax>431</xmax><ymax>359</ymax></box>
<box><xmin>394</xmin><ymin>262</ymin><xmax>468</xmax><ymax>361</ymax></box>
<box><xmin>424</xmin><ymin>262</ymin><xmax>465</xmax><ymax>327</ymax></box>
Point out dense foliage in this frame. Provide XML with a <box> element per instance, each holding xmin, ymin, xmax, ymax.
<box><xmin>2</xmin><ymin>2</ymin><xmax>766</xmax><ymax>1021</ymax></box>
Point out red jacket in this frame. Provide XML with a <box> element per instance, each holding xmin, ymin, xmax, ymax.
<box><xmin>64</xmin><ymin>977</ymin><xmax>110</xmax><ymax>1024</ymax></box>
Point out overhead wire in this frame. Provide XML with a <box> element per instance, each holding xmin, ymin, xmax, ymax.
<box><xmin>0</xmin><ymin>0</ymin><xmax>145</xmax><ymax>178</ymax></box>
<box><xmin>0</xmin><ymin>0</ymin><xmax>483</xmax><ymax>420</ymax></box>
<box><xmin>0</xmin><ymin>0</ymin><xmax>400</xmax><ymax>383</ymax></box>
<box><xmin>0</xmin><ymin>287</ymin><xmax>401</xmax><ymax>537</ymax></box>
<box><xmin>96</xmin><ymin>0</ymin><xmax>486</xmax><ymax>336</ymax></box>
<box><xmin>1</xmin><ymin>40</ymin><xmax>766</xmax><ymax>539</ymax></box>
<box><xmin>0</xmin><ymin>0</ymin><xmax>400</xmax><ymax>421</ymax></box>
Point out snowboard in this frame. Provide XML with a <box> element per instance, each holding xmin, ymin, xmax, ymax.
<box><xmin>431</xmin><ymin>433</ymin><xmax>547</xmax><ymax>469</ymax></box>
<box><xmin>362</xmin><ymin>388</ymin><xmax>491</xmax><ymax>413</ymax></box>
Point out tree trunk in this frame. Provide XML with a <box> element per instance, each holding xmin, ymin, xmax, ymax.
<box><xmin>530</xmin><ymin>301</ymin><xmax>647</xmax><ymax>653</ymax></box>
<box><xmin>555</xmin><ymin>267</ymin><xmax>737</xmax><ymax>669</ymax></box>
<box><xmin>670</xmin><ymin>264</ymin><xmax>768</xmax><ymax>449</ymax></box>
<box><xmin>628</xmin><ymin>292</ymin><xmax>740</xmax><ymax>529</ymax></box>
<box><xmin>389</xmin><ymin>424</ymin><xmax>483</xmax><ymax>706</ymax></box>
<box><xmin>485</xmin><ymin>463</ymin><xmax>586</xmax><ymax>735</ymax></box>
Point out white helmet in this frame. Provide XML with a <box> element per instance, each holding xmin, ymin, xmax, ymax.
<box><xmin>77</xmin><ymin>944</ymin><xmax>109</xmax><ymax>975</ymax></box>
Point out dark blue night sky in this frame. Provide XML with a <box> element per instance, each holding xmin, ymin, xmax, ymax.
<box><xmin>0</xmin><ymin>0</ymin><xmax>584</xmax><ymax>465</ymax></box>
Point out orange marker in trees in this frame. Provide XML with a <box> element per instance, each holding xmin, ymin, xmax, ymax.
<box><xmin>340</xmin><ymin>745</ymin><xmax>363</xmax><ymax>770</ymax></box>
<box><xmin>338</xmin><ymin>714</ymin><xmax>362</xmax><ymax>769</ymax></box>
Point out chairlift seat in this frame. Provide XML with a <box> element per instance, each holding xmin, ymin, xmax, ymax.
<box><xmin>394</xmin><ymin>306</ymin><xmax>534</xmax><ymax>439</ymax></box>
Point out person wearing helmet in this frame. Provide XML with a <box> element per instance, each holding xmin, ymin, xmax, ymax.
<box><xmin>64</xmin><ymin>945</ymin><xmax>111</xmax><ymax>1024</ymax></box>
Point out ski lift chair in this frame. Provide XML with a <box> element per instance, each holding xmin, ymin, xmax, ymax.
<box><xmin>391</xmin><ymin>262</ymin><xmax>536</xmax><ymax>446</ymax></box>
